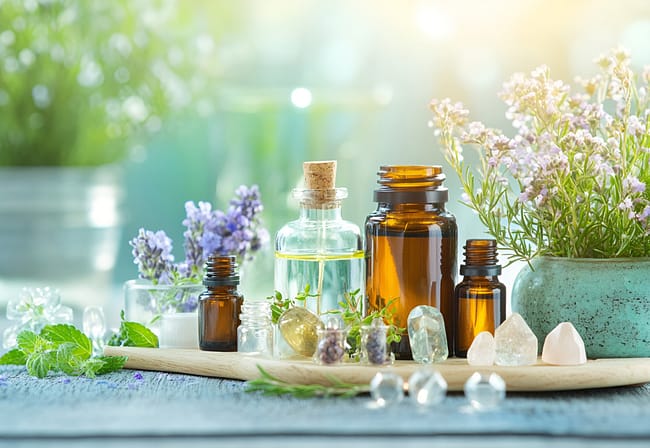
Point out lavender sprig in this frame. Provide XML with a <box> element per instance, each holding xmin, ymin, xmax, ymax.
<box><xmin>130</xmin><ymin>185</ymin><xmax>268</xmax><ymax>313</ymax></box>
<box><xmin>129</xmin><ymin>229</ymin><xmax>174</xmax><ymax>284</ymax></box>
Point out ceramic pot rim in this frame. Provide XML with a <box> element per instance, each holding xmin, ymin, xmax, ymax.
<box><xmin>534</xmin><ymin>256</ymin><xmax>650</xmax><ymax>264</ymax></box>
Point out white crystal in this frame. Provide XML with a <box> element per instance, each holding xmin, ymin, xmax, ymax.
<box><xmin>464</xmin><ymin>372</ymin><xmax>506</xmax><ymax>410</ymax></box>
<box><xmin>370</xmin><ymin>372</ymin><xmax>404</xmax><ymax>406</ymax></box>
<box><xmin>467</xmin><ymin>331</ymin><xmax>496</xmax><ymax>366</ymax></box>
<box><xmin>82</xmin><ymin>306</ymin><xmax>106</xmax><ymax>341</ymax></box>
<box><xmin>407</xmin><ymin>305</ymin><xmax>448</xmax><ymax>364</ymax></box>
<box><xmin>494</xmin><ymin>313</ymin><xmax>538</xmax><ymax>366</ymax></box>
<box><xmin>541</xmin><ymin>322</ymin><xmax>587</xmax><ymax>365</ymax></box>
<box><xmin>408</xmin><ymin>369</ymin><xmax>447</xmax><ymax>407</ymax></box>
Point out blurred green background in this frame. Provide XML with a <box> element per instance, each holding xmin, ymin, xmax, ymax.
<box><xmin>1</xmin><ymin>0</ymin><xmax>649</xmax><ymax>320</ymax></box>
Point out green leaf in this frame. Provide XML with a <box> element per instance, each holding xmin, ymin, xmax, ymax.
<box><xmin>54</xmin><ymin>343</ymin><xmax>85</xmax><ymax>376</ymax></box>
<box><xmin>16</xmin><ymin>330</ymin><xmax>50</xmax><ymax>355</ymax></box>
<box><xmin>94</xmin><ymin>356</ymin><xmax>128</xmax><ymax>375</ymax></box>
<box><xmin>79</xmin><ymin>358</ymin><xmax>108</xmax><ymax>379</ymax></box>
<box><xmin>25</xmin><ymin>351</ymin><xmax>54</xmax><ymax>378</ymax></box>
<box><xmin>41</xmin><ymin>324</ymin><xmax>92</xmax><ymax>360</ymax></box>
<box><xmin>123</xmin><ymin>321</ymin><xmax>158</xmax><ymax>348</ymax></box>
<box><xmin>0</xmin><ymin>348</ymin><xmax>27</xmax><ymax>365</ymax></box>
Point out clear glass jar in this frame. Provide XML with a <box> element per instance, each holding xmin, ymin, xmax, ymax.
<box><xmin>360</xmin><ymin>317</ymin><xmax>393</xmax><ymax>365</ymax></box>
<box><xmin>314</xmin><ymin>316</ymin><xmax>347</xmax><ymax>365</ymax></box>
<box><xmin>275</xmin><ymin>161</ymin><xmax>364</xmax><ymax>316</ymax></box>
<box><xmin>366</xmin><ymin>165</ymin><xmax>458</xmax><ymax>359</ymax></box>
<box><xmin>237</xmin><ymin>300</ymin><xmax>273</xmax><ymax>356</ymax></box>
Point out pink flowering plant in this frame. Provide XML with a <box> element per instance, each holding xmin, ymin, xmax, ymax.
<box><xmin>430</xmin><ymin>48</ymin><xmax>650</xmax><ymax>262</ymax></box>
<box><xmin>129</xmin><ymin>185</ymin><xmax>268</xmax><ymax>313</ymax></box>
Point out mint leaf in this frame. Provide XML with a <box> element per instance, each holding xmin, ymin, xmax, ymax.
<box><xmin>123</xmin><ymin>321</ymin><xmax>158</xmax><ymax>348</ymax></box>
<box><xmin>79</xmin><ymin>358</ymin><xmax>107</xmax><ymax>379</ymax></box>
<box><xmin>16</xmin><ymin>330</ymin><xmax>51</xmax><ymax>355</ymax></box>
<box><xmin>41</xmin><ymin>324</ymin><xmax>92</xmax><ymax>360</ymax></box>
<box><xmin>107</xmin><ymin>310</ymin><xmax>158</xmax><ymax>348</ymax></box>
<box><xmin>0</xmin><ymin>349</ymin><xmax>27</xmax><ymax>365</ymax></box>
<box><xmin>25</xmin><ymin>351</ymin><xmax>55</xmax><ymax>378</ymax></box>
<box><xmin>95</xmin><ymin>356</ymin><xmax>128</xmax><ymax>375</ymax></box>
<box><xmin>55</xmin><ymin>343</ymin><xmax>85</xmax><ymax>376</ymax></box>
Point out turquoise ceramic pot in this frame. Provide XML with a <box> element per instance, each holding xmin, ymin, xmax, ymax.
<box><xmin>511</xmin><ymin>257</ymin><xmax>650</xmax><ymax>358</ymax></box>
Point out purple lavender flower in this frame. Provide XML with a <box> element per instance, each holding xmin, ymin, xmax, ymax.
<box><xmin>130</xmin><ymin>229</ymin><xmax>174</xmax><ymax>283</ymax></box>
<box><xmin>182</xmin><ymin>201</ymin><xmax>215</xmax><ymax>274</ymax></box>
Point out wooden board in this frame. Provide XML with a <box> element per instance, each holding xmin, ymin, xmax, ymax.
<box><xmin>103</xmin><ymin>346</ymin><xmax>650</xmax><ymax>392</ymax></box>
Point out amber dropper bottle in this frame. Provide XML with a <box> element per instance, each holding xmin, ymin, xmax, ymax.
<box><xmin>454</xmin><ymin>239</ymin><xmax>506</xmax><ymax>357</ymax></box>
<box><xmin>198</xmin><ymin>255</ymin><xmax>243</xmax><ymax>351</ymax></box>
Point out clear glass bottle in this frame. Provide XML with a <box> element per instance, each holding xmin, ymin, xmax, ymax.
<box><xmin>198</xmin><ymin>255</ymin><xmax>243</xmax><ymax>351</ymax></box>
<box><xmin>237</xmin><ymin>300</ymin><xmax>273</xmax><ymax>356</ymax></box>
<box><xmin>275</xmin><ymin>161</ymin><xmax>364</xmax><ymax>316</ymax></box>
<box><xmin>454</xmin><ymin>239</ymin><xmax>506</xmax><ymax>357</ymax></box>
<box><xmin>366</xmin><ymin>165</ymin><xmax>457</xmax><ymax>360</ymax></box>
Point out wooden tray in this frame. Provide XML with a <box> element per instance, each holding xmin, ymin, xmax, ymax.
<box><xmin>103</xmin><ymin>346</ymin><xmax>650</xmax><ymax>392</ymax></box>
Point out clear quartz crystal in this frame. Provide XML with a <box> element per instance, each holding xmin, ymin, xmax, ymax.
<box><xmin>467</xmin><ymin>331</ymin><xmax>496</xmax><ymax>366</ymax></box>
<box><xmin>494</xmin><ymin>313</ymin><xmax>538</xmax><ymax>366</ymax></box>
<box><xmin>407</xmin><ymin>305</ymin><xmax>448</xmax><ymax>364</ymax></box>
<box><xmin>408</xmin><ymin>369</ymin><xmax>447</xmax><ymax>406</ymax></box>
<box><xmin>370</xmin><ymin>372</ymin><xmax>404</xmax><ymax>406</ymax></box>
<box><xmin>83</xmin><ymin>306</ymin><xmax>106</xmax><ymax>355</ymax></box>
<box><xmin>278</xmin><ymin>306</ymin><xmax>323</xmax><ymax>357</ymax></box>
<box><xmin>464</xmin><ymin>372</ymin><xmax>506</xmax><ymax>410</ymax></box>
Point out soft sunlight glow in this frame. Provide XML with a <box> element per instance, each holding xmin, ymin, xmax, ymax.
<box><xmin>415</xmin><ymin>4</ymin><xmax>454</xmax><ymax>41</ymax></box>
<box><xmin>290</xmin><ymin>87</ymin><xmax>312</xmax><ymax>108</ymax></box>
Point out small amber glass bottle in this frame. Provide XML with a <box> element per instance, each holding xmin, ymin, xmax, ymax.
<box><xmin>454</xmin><ymin>239</ymin><xmax>506</xmax><ymax>357</ymax></box>
<box><xmin>198</xmin><ymin>255</ymin><xmax>243</xmax><ymax>351</ymax></box>
<box><xmin>366</xmin><ymin>165</ymin><xmax>457</xmax><ymax>359</ymax></box>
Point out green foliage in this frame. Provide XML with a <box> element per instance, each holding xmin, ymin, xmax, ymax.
<box><xmin>107</xmin><ymin>310</ymin><xmax>159</xmax><ymax>348</ymax></box>
<box><xmin>431</xmin><ymin>48</ymin><xmax>650</xmax><ymax>261</ymax></box>
<box><xmin>0</xmin><ymin>0</ymin><xmax>233</xmax><ymax>166</ymax></box>
<box><xmin>0</xmin><ymin>348</ymin><xmax>27</xmax><ymax>365</ymax></box>
<box><xmin>266</xmin><ymin>285</ymin><xmax>316</xmax><ymax>324</ymax></box>
<box><xmin>246</xmin><ymin>365</ymin><xmax>369</xmax><ymax>398</ymax></box>
<box><xmin>327</xmin><ymin>290</ymin><xmax>404</xmax><ymax>359</ymax></box>
<box><xmin>3</xmin><ymin>324</ymin><xmax>127</xmax><ymax>379</ymax></box>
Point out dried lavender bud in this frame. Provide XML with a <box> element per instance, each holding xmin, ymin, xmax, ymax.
<box><xmin>317</xmin><ymin>330</ymin><xmax>345</xmax><ymax>364</ymax></box>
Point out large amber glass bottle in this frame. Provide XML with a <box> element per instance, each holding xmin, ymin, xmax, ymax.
<box><xmin>199</xmin><ymin>255</ymin><xmax>243</xmax><ymax>351</ymax></box>
<box><xmin>366</xmin><ymin>165</ymin><xmax>457</xmax><ymax>359</ymax></box>
<box><xmin>454</xmin><ymin>239</ymin><xmax>506</xmax><ymax>357</ymax></box>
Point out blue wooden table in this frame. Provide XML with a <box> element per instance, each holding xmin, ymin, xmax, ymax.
<box><xmin>1</xmin><ymin>364</ymin><xmax>650</xmax><ymax>447</ymax></box>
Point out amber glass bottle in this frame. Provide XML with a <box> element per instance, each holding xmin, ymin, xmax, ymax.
<box><xmin>366</xmin><ymin>165</ymin><xmax>457</xmax><ymax>359</ymax></box>
<box><xmin>198</xmin><ymin>255</ymin><xmax>243</xmax><ymax>351</ymax></box>
<box><xmin>454</xmin><ymin>239</ymin><xmax>506</xmax><ymax>357</ymax></box>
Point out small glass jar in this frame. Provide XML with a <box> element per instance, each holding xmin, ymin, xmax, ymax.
<box><xmin>237</xmin><ymin>300</ymin><xmax>273</xmax><ymax>356</ymax></box>
<box><xmin>314</xmin><ymin>316</ymin><xmax>347</xmax><ymax>365</ymax></box>
<box><xmin>360</xmin><ymin>317</ymin><xmax>393</xmax><ymax>365</ymax></box>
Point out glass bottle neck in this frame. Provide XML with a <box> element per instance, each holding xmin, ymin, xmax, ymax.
<box><xmin>378</xmin><ymin>202</ymin><xmax>444</xmax><ymax>212</ymax></box>
<box><xmin>300</xmin><ymin>203</ymin><xmax>343</xmax><ymax>221</ymax></box>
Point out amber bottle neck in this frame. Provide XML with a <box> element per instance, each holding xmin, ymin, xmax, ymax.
<box><xmin>460</xmin><ymin>239</ymin><xmax>501</xmax><ymax>276</ymax></box>
<box><xmin>203</xmin><ymin>255</ymin><xmax>239</xmax><ymax>287</ymax></box>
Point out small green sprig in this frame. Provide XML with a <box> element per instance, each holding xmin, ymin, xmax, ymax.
<box><xmin>246</xmin><ymin>365</ymin><xmax>369</xmax><ymax>398</ymax></box>
<box><xmin>0</xmin><ymin>324</ymin><xmax>127</xmax><ymax>378</ymax></box>
<box><xmin>328</xmin><ymin>289</ymin><xmax>404</xmax><ymax>359</ymax></box>
<box><xmin>267</xmin><ymin>285</ymin><xmax>317</xmax><ymax>324</ymax></box>
<box><xmin>107</xmin><ymin>310</ymin><xmax>159</xmax><ymax>348</ymax></box>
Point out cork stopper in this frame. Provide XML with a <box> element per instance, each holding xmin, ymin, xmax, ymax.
<box><xmin>303</xmin><ymin>161</ymin><xmax>337</xmax><ymax>190</ymax></box>
<box><xmin>297</xmin><ymin>160</ymin><xmax>345</xmax><ymax>208</ymax></box>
